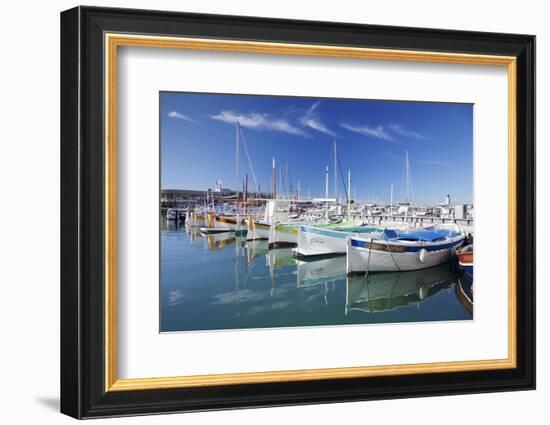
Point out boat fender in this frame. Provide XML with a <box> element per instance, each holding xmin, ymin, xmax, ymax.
<box><xmin>418</xmin><ymin>285</ymin><xmax>427</xmax><ymax>300</ymax></box>
<box><xmin>418</xmin><ymin>248</ymin><xmax>428</xmax><ymax>263</ymax></box>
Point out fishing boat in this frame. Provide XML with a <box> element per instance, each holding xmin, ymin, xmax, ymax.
<box><xmin>215</xmin><ymin>214</ymin><xmax>243</xmax><ymax>232</ymax></box>
<box><xmin>246</xmin><ymin>216</ymin><xmax>271</xmax><ymax>241</ymax></box>
<box><xmin>456</xmin><ymin>244</ymin><xmax>473</xmax><ymax>278</ymax></box>
<box><xmin>296</xmin><ymin>223</ymin><xmax>383</xmax><ymax>257</ymax></box>
<box><xmin>268</xmin><ymin>218</ymin><xmax>362</xmax><ymax>249</ymax></box>
<box><xmin>345</xmin><ymin>262</ymin><xmax>452</xmax><ymax>314</ymax></box>
<box><xmin>166</xmin><ymin>208</ymin><xmax>187</xmax><ymax>221</ymax></box>
<box><xmin>166</xmin><ymin>208</ymin><xmax>177</xmax><ymax>221</ymax></box>
<box><xmin>346</xmin><ymin>224</ymin><xmax>466</xmax><ymax>273</ymax></box>
<box><xmin>185</xmin><ymin>210</ymin><xmax>206</xmax><ymax>227</ymax></box>
<box><xmin>200</xmin><ymin>212</ymin><xmax>235</xmax><ymax>234</ymax></box>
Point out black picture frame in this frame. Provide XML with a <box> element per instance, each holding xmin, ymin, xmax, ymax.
<box><xmin>61</xmin><ymin>5</ymin><xmax>535</xmax><ymax>419</ymax></box>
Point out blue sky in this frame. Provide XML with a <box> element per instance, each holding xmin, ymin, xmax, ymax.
<box><xmin>160</xmin><ymin>92</ymin><xmax>473</xmax><ymax>205</ymax></box>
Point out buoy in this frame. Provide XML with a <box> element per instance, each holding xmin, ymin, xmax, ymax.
<box><xmin>418</xmin><ymin>248</ymin><xmax>428</xmax><ymax>263</ymax></box>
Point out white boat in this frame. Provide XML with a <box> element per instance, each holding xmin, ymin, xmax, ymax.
<box><xmin>200</xmin><ymin>212</ymin><xmax>249</xmax><ymax>235</ymax></box>
<box><xmin>268</xmin><ymin>222</ymin><xmax>300</xmax><ymax>248</ymax></box>
<box><xmin>185</xmin><ymin>210</ymin><xmax>206</xmax><ymax>227</ymax></box>
<box><xmin>246</xmin><ymin>216</ymin><xmax>271</xmax><ymax>240</ymax></box>
<box><xmin>296</xmin><ymin>224</ymin><xmax>383</xmax><ymax>257</ymax></box>
<box><xmin>346</xmin><ymin>224</ymin><xmax>465</xmax><ymax>273</ymax></box>
<box><xmin>268</xmin><ymin>217</ymin><xmax>367</xmax><ymax>250</ymax></box>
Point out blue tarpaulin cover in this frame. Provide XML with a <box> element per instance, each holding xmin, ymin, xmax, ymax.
<box><xmin>384</xmin><ymin>228</ymin><xmax>459</xmax><ymax>242</ymax></box>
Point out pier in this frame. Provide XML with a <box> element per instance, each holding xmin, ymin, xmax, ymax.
<box><xmin>362</xmin><ymin>214</ymin><xmax>474</xmax><ymax>235</ymax></box>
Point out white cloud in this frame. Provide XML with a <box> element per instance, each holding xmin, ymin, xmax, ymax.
<box><xmin>210</xmin><ymin>110</ymin><xmax>307</xmax><ymax>137</ymax></box>
<box><xmin>389</xmin><ymin>124</ymin><xmax>425</xmax><ymax>140</ymax></box>
<box><xmin>419</xmin><ymin>159</ymin><xmax>451</xmax><ymax>167</ymax></box>
<box><xmin>168</xmin><ymin>111</ymin><xmax>197</xmax><ymax>123</ymax></box>
<box><xmin>299</xmin><ymin>101</ymin><xmax>335</xmax><ymax>137</ymax></box>
<box><xmin>340</xmin><ymin>122</ymin><xmax>396</xmax><ymax>143</ymax></box>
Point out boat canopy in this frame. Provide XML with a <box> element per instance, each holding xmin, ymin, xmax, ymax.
<box><xmin>383</xmin><ymin>228</ymin><xmax>460</xmax><ymax>242</ymax></box>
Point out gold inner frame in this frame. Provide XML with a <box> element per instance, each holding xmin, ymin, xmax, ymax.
<box><xmin>104</xmin><ymin>33</ymin><xmax>517</xmax><ymax>392</ymax></box>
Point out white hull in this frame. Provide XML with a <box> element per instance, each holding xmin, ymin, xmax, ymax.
<box><xmin>296</xmin><ymin>226</ymin><xmax>348</xmax><ymax>256</ymax></box>
<box><xmin>346</xmin><ymin>229</ymin><xmax>465</xmax><ymax>273</ymax></box>
<box><xmin>246</xmin><ymin>220</ymin><xmax>271</xmax><ymax>240</ymax></box>
<box><xmin>201</xmin><ymin>215</ymin><xmax>243</xmax><ymax>234</ymax></box>
<box><xmin>268</xmin><ymin>223</ymin><xmax>299</xmax><ymax>248</ymax></box>
<box><xmin>296</xmin><ymin>226</ymin><xmax>383</xmax><ymax>257</ymax></box>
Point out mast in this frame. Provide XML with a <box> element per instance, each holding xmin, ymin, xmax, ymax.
<box><xmin>325</xmin><ymin>165</ymin><xmax>329</xmax><ymax>199</ymax></box>
<box><xmin>272</xmin><ymin>157</ymin><xmax>276</xmax><ymax>200</ymax></box>
<box><xmin>390</xmin><ymin>183</ymin><xmax>394</xmax><ymax>216</ymax></box>
<box><xmin>235</xmin><ymin>122</ymin><xmax>240</xmax><ymax>207</ymax></box>
<box><xmin>325</xmin><ymin>165</ymin><xmax>329</xmax><ymax>220</ymax></box>
<box><xmin>244</xmin><ymin>174</ymin><xmax>248</xmax><ymax>214</ymax></box>
<box><xmin>405</xmin><ymin>150</ymin><xmax>410</xmax><ymax>203</ymax></box>
<box><xmin>333</xmin><ymin>138</ymin><xmax>338</xmax><ymax>200</ymax></box>
<box><xmin>347</xmin><ymin>169</ymin><xmax>351</xmax><ymax>218</ymax></box>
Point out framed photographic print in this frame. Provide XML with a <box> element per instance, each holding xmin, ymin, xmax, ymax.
<box><xmin>60</xmin><ymin>6</ymin><xmax>535</xmax><ymax>419</ymax></box>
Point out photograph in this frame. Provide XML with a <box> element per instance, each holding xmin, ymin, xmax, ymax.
<box><xmin>58</xmin><ymin>5</ymin><xmax>536</xmax><ymax>419</ymax></box>
<box><xmin>159</xmin><ymin>92</ymin><xmax>475</xmax><ymax>332</ymax></box>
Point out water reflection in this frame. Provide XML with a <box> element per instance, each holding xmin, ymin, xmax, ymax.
<box><xmin>345</xmin><ymin>263</ymin><xmax>452</xmax><ymax>314</ymax></box>
<box><xmin>160</xmin><ymin>219</ymin><xmax>472</xmax><ymax>332</ymax></box>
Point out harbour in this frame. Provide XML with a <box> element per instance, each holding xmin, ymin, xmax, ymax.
<box><xmin>160</xmin><ymin>219</ymin><xmax>473</xmax><ymax>332</ymax></box>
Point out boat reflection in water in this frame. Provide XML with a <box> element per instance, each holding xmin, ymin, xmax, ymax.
<box><xmin>245</xmin><ymin>239</ymin><xmax>269</xmax><ymax>264</ymax></box>
<box><xmin>296</xmin><ymin>256</ymin><xmax>346</xmax><ymax>288</ymax></box>
<box><xmin>345</xmin><ymin>263</ymin><xmax>453</xmax><ymax>315</ymax></box>
<box><xmin>203</xmin><ymin>231</ymin><xmax>238</xmax><ymax>251</ymax></box>
<box><xmin>160</xmin><ymin>219</ymin><xmax>473</xmax><ymax>332</ymax></box>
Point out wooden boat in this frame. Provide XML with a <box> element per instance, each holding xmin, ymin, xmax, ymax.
<box><xmin>268</xmin><ymin>219</ymin><xmax>365</xmax><ymax>250</ymax></box>
<box><xmin>200</xmin><ymin>213</ymin><xmax>246</xmax><ymax>235</ymax></box>
<box><xmin>185</xmin><ymin>210</ymin><xmax>206</xmax><ymax>227</ymax></box>
<box><xmin>246</xmin><ymin>216</ymin><xmax>271</xmax><ymax>241</ymax></box>
<box><xmin>296</xmin><ymin>223</ymin><xmax>383</xmax><ymax>257</ymax></box>
<box><xmin>456</xmin><ymin>244</ymin><xmax>474</xmax><ymax>277</ymax></box>
<box><xmin>346</xmin><ymin>224</ymin><xmax>466</xmax><ymax>273</ymax></box>
<box><xmin>268</xmin><ymin>222</ymin><xmax>301</xmax><ymax>249</ymax></box>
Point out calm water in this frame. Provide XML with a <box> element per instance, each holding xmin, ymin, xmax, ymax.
<box><xmin>160</xmin><ymin>220</ymin><xmax>473</xmax><ymax>332</ymax></box>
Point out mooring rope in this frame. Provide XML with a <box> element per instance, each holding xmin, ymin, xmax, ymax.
<box><xmin>386</xmin><ymin>238</ymin><xmax>401</xmax><ymax>272</ymax></box>
<box><xmin>364</xmin><ymin>240</ymin><xmax>373</xmax><ymax>278</ymax></box>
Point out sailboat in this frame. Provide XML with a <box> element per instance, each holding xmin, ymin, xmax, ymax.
<box><xmin>268</xmin><ymin>143</ymin><xmax>360</xmax><ymax>249</ymax></box>
<box><xmin>200</xmin><ymin>122</ymin><xmax>246</xmax><ymax>235</ymax></box>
